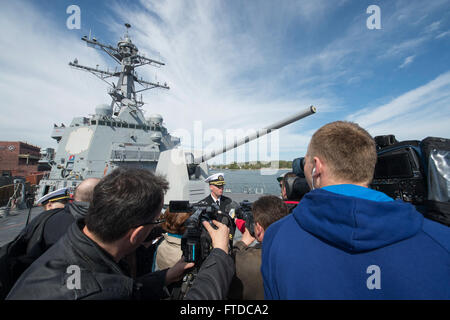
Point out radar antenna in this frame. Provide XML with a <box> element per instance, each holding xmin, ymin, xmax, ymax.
<box><xmin>68</xmin><ymin>23</ymin><xmax>169</xmax><ymax>113</ymax></box>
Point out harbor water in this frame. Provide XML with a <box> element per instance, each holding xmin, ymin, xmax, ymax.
<box><xmin>209</xmin><ymin>168</ymin><xmax>291</xmax><ymax>196</ymax></box>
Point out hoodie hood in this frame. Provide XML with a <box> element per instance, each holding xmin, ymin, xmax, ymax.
<box><xmin>293</xmin><ymin>188</ymin><xmax>423</xmax><ymax>253</ymax></box>
<box><xmin>68</xmin><ymin>201</ymin><xmax>90</xmax><ymax>220</ymax></box>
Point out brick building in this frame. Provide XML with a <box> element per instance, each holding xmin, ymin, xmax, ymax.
<box><xmin>0</xmin><ymin>141</ymin><xmax>41</xmax><ymax>177</ymax></box>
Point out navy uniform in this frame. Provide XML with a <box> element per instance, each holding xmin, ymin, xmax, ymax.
<box><xmin>201</xmin><ymin>173</ymin><xmax>232</xmax><ymax>214</ymax></box>
<box><xmin>36</xmin><ymin>187</ymin><xmax>71</xmax><ymax>210</ymax></box>
<box><xmin>200</xmin><ymin>173</ymin><xmax>236</xmax><ymax>267</ymax></box>
<box><xmin>277</xmin><ymin>173</ymin><xmax>286</xmax><ymax>184</ymax></box>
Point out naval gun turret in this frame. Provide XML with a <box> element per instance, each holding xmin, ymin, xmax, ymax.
<box><xmin>156</xmin><ymin>106</ymin><xmax>316</xmax><ymax>204</ymax></box>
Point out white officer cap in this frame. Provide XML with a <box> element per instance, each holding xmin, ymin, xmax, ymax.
<box><xmin>204</xmin><ymin>173</ymin><xmax>226</xmax><ymax>186</ymax></box>
<box><xmin>37</xmin><ymin>187</ymin><xmax>70</xmax><ymax>205</ymax></box>
<box><xmin>277</xmin><ymin>172</ymin><xmax>286</xmax><ymax>183</ymax></box>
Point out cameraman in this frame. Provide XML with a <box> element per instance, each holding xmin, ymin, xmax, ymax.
<box><xmin>280</xmin><ymin>172</ymin><xmax>301</xmax><ymax>212</ymax></box>
<box><xmin>7</xmin><ymin>168</ymin><xmax>234</xmax><ymax>300</ymax></box>
<box><xmin>228</xmin><ymin>195</ymin><xmax>288</xmax><ymax>300</ymax></box>
<box><xmin>279</xmin><ymin>172</ymin><xmax>296</xmax><ymax>200</ymax></box>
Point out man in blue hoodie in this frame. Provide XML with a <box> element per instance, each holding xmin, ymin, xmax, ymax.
<box><xmin>261</xmin><ymin>121</ymin><xmax>449</xmax><ymax>299</ymax></box>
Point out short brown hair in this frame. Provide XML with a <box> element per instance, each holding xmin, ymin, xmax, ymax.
<box><xmin>307</xmin><ymin>121</ymin><xmax>377</xmax><ymax>184</ymax></box>
<box><xmin>161</xmin><ymin>209</ymin><xmax>192</xmax><ymax>235</ymax></box>
<box><xmin>86</xmin><ymin>168</ymin><xmax>169</xmax><ymax>243</ymax></box>
<box><xmin>252</xmin><ymin>195</ymin><xmax>288</xmax><ymax>230</ymax></box>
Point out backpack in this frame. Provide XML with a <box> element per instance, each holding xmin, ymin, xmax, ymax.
<box><xmin>0</xmin><ymin>208</ymin><xmax>62</xmax><ymax>299</ymax></box>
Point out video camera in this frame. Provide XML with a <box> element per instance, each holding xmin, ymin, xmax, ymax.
<box><xmin>370</xmin><ymin>135</ymin><xmax>450</xmax><ymax>227</ymax></box>
<box><xmin>283</xmin><ymin>157</ymin><xmax>310</xmax><ymax>201</ymax></box>
<box><xmin>233</xmin><ymin>200</ymin><xmax>255</xmax><ymax>237</ymax></box>
<box><xmin>169</xmin><ymin>200</ymin><xmax>235</xmax><ymax>266</ymax></box>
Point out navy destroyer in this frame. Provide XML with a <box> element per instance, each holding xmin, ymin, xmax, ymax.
<box><xmin>35</xmin><ymin>24</ymin><xmax>317</xmax><ymax>205</ymax></box>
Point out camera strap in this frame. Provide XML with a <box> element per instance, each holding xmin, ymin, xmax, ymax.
<box><xmin>170</xmin><ymin>269</ymin><xmax>198</xmax><ymax>300</ymax></box>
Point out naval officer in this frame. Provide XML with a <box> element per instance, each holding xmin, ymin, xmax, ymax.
<box><xmin>201</xmin><ymin>173</ymin><xmax>232</xmax><ymax>213</ymax></box>
<box><xmin>36</xmin><ymin>187</ymin><xmax>71</xmax><ymax>211</ymax></box>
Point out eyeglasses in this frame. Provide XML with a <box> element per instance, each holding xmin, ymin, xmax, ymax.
<box><xmin>143</xmin><ymin>218</ymin><xmax>165</xmax><ymax>226</ymax></box>
<box><xmin>132</xmin><ymin>218</ymin><xmax>165</xmax><ymax>229</ymax></box>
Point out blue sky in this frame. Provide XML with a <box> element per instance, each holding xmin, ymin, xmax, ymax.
<box><xmin>0</xmin><ymin>0</ymin><xmax>449</xmax><ymax>164</ymax></box>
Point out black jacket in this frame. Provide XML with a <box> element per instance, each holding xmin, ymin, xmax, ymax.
<box><xmin>6</xmin><ymin>220</ymin><xmax>167</xmax><ymax>300</ymax></box>
<box><xmin>201</xmin><ymin>194</ymin><xmax>233</xmax><ymax>214</ymax></box>
<box><xmin>6</xmin><ymin>220</ymin><xmax>235</xmax><ymax>300</ymax></box>
<box><xmin>0</xmin><ymin>202</ymin><xmax>90</xmax><ymax>299</ymax></box>
<box><xmin>184</xmin><ymin>248</ymin><xmax>235</xmax><ymax>300</ymax></box>
<box><xmin>43</xmin><ymin>201</ymin><xmax>90</xmax><ymax>249</ymax></box>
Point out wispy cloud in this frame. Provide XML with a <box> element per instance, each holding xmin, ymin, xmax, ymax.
<box><xmin>380</xmin><ymin>37</ymin><xmax>427</xmax><ymax>59</ymax></box>
<box><xmin>436</xmin><ymin>30</ymin><xmax>450</xmax><ymax>39</ymax></box>
<box><xmin>376</xmin><ymin>1</ymin><xmax>448</xmax><ymax>62</ymax></box>
<box><xmin>424</xmin><ymin>20</ymin><xmax>442</xmax><ymax>33</ymax></box>
<box><xmin>347</xmin><ymin>71</ymin><xmax>450</xmax><ymax>140</ymax></box>
<box><xmin>0</xmin><ymin>2</ymin><xmax>110</xmax><ymax>148</ymax></box>
<box><xmin>108</xmin><ymin>0</ymin><xmax>335</xmax><ymax>154</ymax></box>
<box><xmin>399</xmin><ymin>55</ymin><xmax>416</xmax><ymax>68</ymax></box>
<box><xmin>0</xmin><ymin>0</ymin><xmax>448</xmax><ymax>164</ymax></box>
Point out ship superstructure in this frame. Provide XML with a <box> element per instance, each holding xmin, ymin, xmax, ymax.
<box><xmin>36</xmin><ymin>24</ymin><xmax>180</xmax><ymax>200</ymax></box>
<box><xmin>36</xmin><ymin>24</ymin><xmax>317</xmax><ymax>204</ymax></box>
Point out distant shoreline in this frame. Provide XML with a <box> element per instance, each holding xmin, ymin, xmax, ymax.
<box><xmin>210</xmin><ymin>161</ymin><xmax>293</xmax><ymax>171</ymax></box>
<box><xmin>210</xmin><ymin>168</ymin><xmax>291</xmax><ymax>170</ymax></box>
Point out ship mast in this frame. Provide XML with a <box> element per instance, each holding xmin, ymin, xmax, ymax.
<box><xmin>69</xmin><ymin>23</ymin><xmax>169</xmax><ymax>117</ymax></box>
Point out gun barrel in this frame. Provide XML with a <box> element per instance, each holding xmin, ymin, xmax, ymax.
<box><xmin>193</xmin><ymin>105</ymin><xmax>316</xmax><ymax>164</ymax></box>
